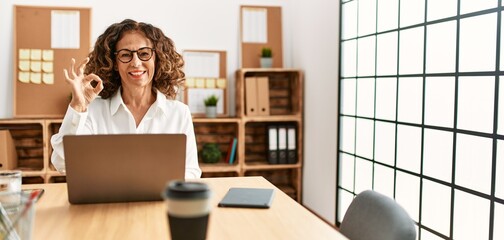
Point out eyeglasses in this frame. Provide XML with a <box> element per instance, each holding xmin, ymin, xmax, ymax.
<box><xmin>114</xmin><ymin>47</ymin><xmax>155</xmax><ymax>63</ymax></box>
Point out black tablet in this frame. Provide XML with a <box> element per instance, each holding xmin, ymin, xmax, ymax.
<box><xmin>218</xmin><ymin>188</ymin><xmax>275</xmax><ymax>208</ymax></box>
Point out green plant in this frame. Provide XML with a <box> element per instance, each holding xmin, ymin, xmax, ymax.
<box><xmin>261</xmin><ymin>47</ymin><xmax>272</xmax><ymax>58</ymax></box>
<box><xmin>204</xmin><ymin>95</ymin><xmax>219</xmax><ymax>106</ymax></box>
<box><xmin>201</xmin><ymin>143</ymin><xmax>222</xmax><ymax>163</ymax></box>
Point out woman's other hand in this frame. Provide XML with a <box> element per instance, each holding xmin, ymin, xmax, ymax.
<box><xmin>64</xmin><ymin>58</ymin><xmax>104</xmax><ymax>112</ymax></box>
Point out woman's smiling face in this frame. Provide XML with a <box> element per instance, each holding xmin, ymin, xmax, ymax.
<box><xmin>115</xmin><ymin>30</ymin><xmax>156</xmax><ymax>90</ymax></box>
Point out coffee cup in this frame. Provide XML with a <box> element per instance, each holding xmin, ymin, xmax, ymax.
<box><xmin>163</xmin><ymin>180</ymin><xmax>212</xmax><ymax>240</ymax></box>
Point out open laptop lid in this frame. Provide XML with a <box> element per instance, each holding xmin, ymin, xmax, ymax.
<box><xmin>63</xmin><ymin>134</ymin><xmax>186</xmax><ymax>204</ymax></box>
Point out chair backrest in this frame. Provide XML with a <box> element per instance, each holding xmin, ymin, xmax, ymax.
<box><xmin>340</xmin><ymin>190</ymin><xmax>416</xmax><ymax>240</ymax></box>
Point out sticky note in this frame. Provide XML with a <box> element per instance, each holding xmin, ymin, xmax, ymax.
<box><xmin>30</xmin><ymin>61</ymin><xmax>42</xmax><ymax>72</ymax></box>
<box><xmin>30</xmin><ymin>49</ymin><xmax>42</xmax><ymax>60</ymax></box>
<box><xmin>30</xmin><ymin>72</ymin><xmax>41</xmax><ymax>84</ymax></box>
<box><xmin>205</xmin><ymin>78</ymin><xmax>216</xmax><ymax>88</ymax></box>
<box><xmin>19</xmin><ymin>60</ymin><xmax>30</xmax><ymax>71</ymax></box>
<box><xmin>185</xmin><ymin>78</ymin><xmax>195</xmax><ymax>87</ymax></box>
<box><xmin>19</xmin><ymin>49</ymin><xmax>30</xmax><ymax>60</ymax></box>
<box><xmin>18</xmin><ymin>72</ymin><xmax>30</xmax><ymax>83</ymax></box>
<box><xmin>42</xmin><ymin>62</ymin><xmax>53</xmax><ymax>73</ymax></box>
<box><xmin>195</xmin><ymin>78</ymin><xmax>205</xmax><ymax>88</ymax></box>
<box><xmin>216</xmin><ymin>78</ymin><xmax>227</xmax><ymax>89</ymax></box>
<box><xmin>42</xmin><ymin>73</ymin><xmax>54</xmax><ymax>84</ymax></box>
<box><xmin>42</xmin><ymin>50</ymin><xmax>54</xmax><ymax>61</ymax></box>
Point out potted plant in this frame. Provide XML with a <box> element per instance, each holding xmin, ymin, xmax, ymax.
<box><xmin>201</xmin><ymin>143</ymin><xmax>222</xmax><ymax>163</ymax></box>
<box><xmin>260</xmin><ymin>47</ymin><xmax>273</xmax><ymax>68</ymax></box>
<box><xmin>204</xmin><ymin>95</ymin><xmax>219</xmax><ymax>118</ymax></box>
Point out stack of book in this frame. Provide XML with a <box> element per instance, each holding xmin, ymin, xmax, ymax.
<box><xmin>225</xmin><ymin>138</ymin><xmax>238</xmax><ymax>164</ymax></box>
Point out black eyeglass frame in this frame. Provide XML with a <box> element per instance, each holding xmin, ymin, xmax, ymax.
<box><xmin>114</xmin><ymin>47</ymin><xmax>156</xmax><ymax>63</ymax></box>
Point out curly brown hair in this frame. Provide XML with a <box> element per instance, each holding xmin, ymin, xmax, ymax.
<box><xmin>84</xmin><ymin>19</ymin><xmax>185</xmax><ymax>99</ymax></box>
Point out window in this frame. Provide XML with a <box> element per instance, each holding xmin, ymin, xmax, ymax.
<box><xmin>338</xmin><ymin>1</ymin><xmax>503</xmax><ymax>238</ymax></box>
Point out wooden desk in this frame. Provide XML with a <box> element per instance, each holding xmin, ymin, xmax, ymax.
<box><xmin>25</xmin><ymin>177</ymin><xmax>347</xmax><ymax>240</ymax></box>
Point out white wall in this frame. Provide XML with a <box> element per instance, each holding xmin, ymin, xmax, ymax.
<box><xmin>291</xmin><ymin>1</ymin><xmax>339</xmax><ymax>224</ymax></box>
<box><xmin>0</xmin><ymin>0</ymin><xmax>339</xmax><ymax>224</ymax></box>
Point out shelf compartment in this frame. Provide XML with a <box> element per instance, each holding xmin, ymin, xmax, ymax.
<box><xmin>48</xmin><ymin>175</ymin><xmax>66</xmax><ymax>183</ymax></box>
<box><xmin>22</xmin><ymin>176</ymin><xmax>45</xmax><ymax>184</ymax></box>
<box><xmin>244</xmin><ymin>168</ymin><xmax>300</xmax><ymax>201</ymax></box>
<box><xmin>244</xmin><ymin>121</ymin><xmax>299</xmax><ymax>166</ymax></box>
<box><xmin>202</xmin><ymin>171</ymin><xmax>239</xmax><ymax>178</ymax></box>
<box><xmin>237</xmin><ymin>69</ymin><xmax>303</xmax><ymax>117</ymax></box>
<box><xmin>194</xmin><ymin>122</ymin><xmax>239</xmax><ymax>165</ymax></box>
<box><xmin>47</xmin><ymin>120</ymin><xmax>62</xmax><ymax>171</ymax></box>
<box><xmin>0</xmin><ymin>121</ymin><xmax>45</xmax><ymax>171</ymax></box>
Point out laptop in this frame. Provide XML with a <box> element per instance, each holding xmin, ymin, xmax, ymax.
<box><xmin>63</xmin><ymin>134</ymin><xmax>186</xmax><ymax>204</ymax></box>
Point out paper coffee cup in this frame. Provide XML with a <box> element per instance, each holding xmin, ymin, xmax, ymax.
<box><xmin>163</xmin><ymin>180</ymin><xmax>212</xmax><ymax>240</ymax></box>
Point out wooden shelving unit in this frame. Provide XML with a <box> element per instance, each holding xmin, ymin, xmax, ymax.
<box><xmin>0</xmin><ymin>68</ymin><xmax>304</xmax><ymax>201</ymax></box>
<box><xmin>236</xmin><ymin>68</ymin><xmax>304</xmax><ymax>201</ymax></box>
<box><xmin>0</xmin><ymin>118</ymin><xmax>61</xmax><ymax>183</ymax></box>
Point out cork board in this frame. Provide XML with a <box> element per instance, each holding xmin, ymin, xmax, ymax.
<box><xmin>13</xmin><ymin>5</ymin><xmax>91</xmax><ymax>118</ymax></box>
<box><xmin>182</xmin><ymin>50</ymin><xmax>228</xmax><ymax>117</ymax></box>
<box><xmin>240</xmin><ymin>6</ymin><xmax>283</xmax><ymax>68</ymax></box>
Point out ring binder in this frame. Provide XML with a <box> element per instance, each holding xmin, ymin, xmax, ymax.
<box><xmin>267</xmin><ymin>125</ymin><xmax>278</xmax><ymax>164</ymax></box>
<box><xmin>287</xmin><ymin>125</ymin><xmax>297</xmax><ymax>164</ymax></box>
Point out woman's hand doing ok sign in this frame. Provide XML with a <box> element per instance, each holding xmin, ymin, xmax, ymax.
<box><xmin>63</xmin><ymin>57</ymin><xmax>104</xmax><ymax>112</ymax></box>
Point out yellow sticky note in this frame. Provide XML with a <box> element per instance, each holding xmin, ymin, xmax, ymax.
<box><xmin>195</xmin><ymin>78</ymin><xmax>205</xmax><ymax>88</ymax></box>
<box><xmin>216</xmin><ymin>78</ymin><xmax>227</xmax><ymax>89</ymax></box>
<box><xmin>30</xmin><ymin>61</ymin><xmax>42</xmax><ymax>72</ymax></box>
<box><xmin>185</xmin><ymin>78</ymin><xmax>195</xmax><ymax>87</ymax></box>
<box><xmin>19</xmin><ymin>49</ymin><xmax>30</xmax><ymax>60</ymax></box>
<box><xmin>30</xmin><ymin>49</ymin><xmax>42</xmax><ymax>60</ymax></box>
<box><xmin>30</xmin><ymin>72</ymin><xmax>42</xmax><ymax>84</ymax></box>
<box><xmin>18</xmin><ymin>72</ymin><xmax>30</xmax><ymax>83</ymax></box>
<box><xmin>42</xmin><ymin>73</ymin><xmax>54</xmax><ymax>84</ymax></box>
<box><xmin>42</xmin><ymin>50</ymin><xmax>54</xmax><ymax>61</ymax></box>
<box><xmin>42</xmin><ymin>62</ymin><xmax>53</xmax><ymax>73</ymax></box>
<box><xmin>205</xmin><ymin>78</ymin><xmax>216</xmax><ymax>88</ymax></box>
<box><xmin>19</xmin><ymin>60</ymin><xmax>30</xmax><ymax>71</ymax></box>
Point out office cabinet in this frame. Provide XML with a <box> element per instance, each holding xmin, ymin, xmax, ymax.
<box><xmin>236</xmin><ymin>68</ymin><xmax>304</xmax><ymax>201</ymax></box>
<box><xmin>0</xmin><ymin>119</ymin><xmax>61</xmax><ymax>183</ymax></box>
<box><xmin>196</xmin><ymin>68</ymin><xmax>304</xmax><ymax>200</ymax></box>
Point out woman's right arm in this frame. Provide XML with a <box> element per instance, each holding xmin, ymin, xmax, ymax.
<box><xmin>50</xmin><ymin>58</ymin><xmax>104</xmax><ymax>173</ymax></box>
<box><xmin>50</xmin><ymin>106</ymin><xmax>92</xmax><ymax>173</ymax></box>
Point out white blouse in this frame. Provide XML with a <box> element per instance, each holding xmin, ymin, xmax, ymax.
<box><xmin>50</xmin><ymin>90</ymin><xmax>201</xmax><ymax>179</ymax></box>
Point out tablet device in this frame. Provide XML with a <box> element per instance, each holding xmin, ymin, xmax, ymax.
<box><xmin>218</xmin><ymin>188</ymin><xmax>275</xmax><ymax>208</ymax></box>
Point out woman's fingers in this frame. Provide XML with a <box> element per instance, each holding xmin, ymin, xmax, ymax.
<box><xmin>94</xmin><ymin>78</ymin><xmax>104</xmax><ymax>94</ymax></box>
<box><xmin>64</xmin><ymin>57</ymin><xmax>90</xmax><ymax>84</ymax></box>
<box><xmin>77</xmin><ymin>57</ymin><xmax>89</xmax><ymax>76</ymax></box>
<box><xmin>63</xmin><ymin>69</ymin><xmax>72</xmax><ymax>84</ymax></box>
<box><xmin>84</xmin><ymin>74</ymin><xmax>104</xmax><ymax>94</ymax></box>
<box><xmin>70</xmin><ymin>58</ymin><xmax>77</xmax><ymax>79</ymax></box>
<box><xmin>82</xmin><ymin>73</ymin><xmax>99</xmax><ymax>85</ymax></box>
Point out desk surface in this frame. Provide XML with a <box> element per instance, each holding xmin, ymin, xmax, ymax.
<box><xmin>25</xmin><ymin>176</ymin><xmax>347</xmax><ymax>240</ymax></box>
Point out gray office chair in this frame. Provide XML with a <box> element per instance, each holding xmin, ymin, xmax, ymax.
<box><xmin>339</xmin><ymin>190</ymin><xmax>416</xmax><ymax>240</ymax></box>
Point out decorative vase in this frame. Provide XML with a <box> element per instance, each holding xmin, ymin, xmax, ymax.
<box><xmin>260</xmin><ymin>57</ymin><xmax>273</xmax><ymax>68</ymax></box>
<box><xmin>205</xmin><ymin>106</ymin><xmax>217</xmax><ymax>118</ymax></box>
